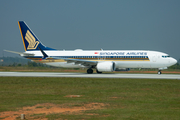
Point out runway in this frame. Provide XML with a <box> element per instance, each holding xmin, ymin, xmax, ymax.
<box><xmin>0</xmin><ymin>72</ymin><xmax>180</xmax><ymax>79</ymax></box>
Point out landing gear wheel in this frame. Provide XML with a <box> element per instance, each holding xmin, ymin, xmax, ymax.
<box><xmin>87</xmin><ymin>68</ymin><xmax>93</xmax><ymax>74</ymax></box>
<box><xmin>158</xmin><ymin>71</ymin><xmax>161</xmax><ymax>75</ymax></box>
<box><xmin>96</xmin><ymin>69</ymin><xmax>102</xmax><ymax>74</ymax></box>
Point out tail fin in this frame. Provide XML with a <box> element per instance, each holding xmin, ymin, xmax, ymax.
<box><xmin>18</xmin><ymin>21</ymin><xmax>56</xmax><ymax>51</ymax></box>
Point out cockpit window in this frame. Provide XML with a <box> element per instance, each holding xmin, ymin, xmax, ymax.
<box><xmin>162</xmin><ymin>55</ymin><xmax>170</xmax><ymax>58</ymax></box>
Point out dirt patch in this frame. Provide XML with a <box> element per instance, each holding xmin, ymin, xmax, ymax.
<box><xmin>0</xmin><ymin>103</ymin><xmax>106</xmax><ymax>120</ymax></box>
<box><xmin>64</xmin><ymin>95</ymin><xmax>83</xmax><ymax>98</ymax></box>
<box><xmin>109</xmin><ymin>97</ymin><xmax>125</xmax><ymax>99</ymax></box>
<box><xmin>110</xmin><ymin>97</ymin><xmax>119</xmax><ymax>99</ymax></box>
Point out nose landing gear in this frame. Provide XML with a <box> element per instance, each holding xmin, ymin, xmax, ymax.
<box><xmin>158</xmin><ymin>70</ymin><xmax>162</xmax><ymax>75</ymax></box>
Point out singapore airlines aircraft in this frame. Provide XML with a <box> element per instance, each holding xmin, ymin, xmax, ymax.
<box><xmin>5</xmin><ymin>21</ymin><xmax>177</xmax><ymax>74</ymax></box>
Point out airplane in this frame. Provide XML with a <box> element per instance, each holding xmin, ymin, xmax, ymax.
<box><xmin>5</xmin><ymin>21</ymin><xmax>177</xmax><ymax>74</ymax></box>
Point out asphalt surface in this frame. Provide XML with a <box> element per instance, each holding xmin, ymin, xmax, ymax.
<box><xmin>0</xmin><ymin>72</ymin><xmax>180</xmax><ymax>79</ymax></box>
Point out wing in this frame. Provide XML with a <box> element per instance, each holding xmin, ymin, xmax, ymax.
<box><xmin>38</xmin><ymin>47</ymin><xmax>97</xmax><ymax>67</ymax></box>
<box><xmin>44</xmin><ymin>56</ymin><xmax>97</xmax><ymax>67</ymax></box>
<box><xmin>62</xmin><ymin>58</ymin><xmax>97</xmax><ymax>66</ymax></box>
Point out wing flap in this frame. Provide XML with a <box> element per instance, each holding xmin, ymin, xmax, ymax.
<box><xmin>64</xmin><ymin>58</ymin><xmax>97</xmax><ymax>66</ymax></box>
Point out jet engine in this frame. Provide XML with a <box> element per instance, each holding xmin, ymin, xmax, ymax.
<box><xmin>96</xmin><ymin>61</ymin><xmax>116</xmax><ymax>72</ymax></box>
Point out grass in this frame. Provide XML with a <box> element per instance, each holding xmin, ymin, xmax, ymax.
<box><xmin>0</xmin><ymin>77</ymin><xmax>180</xmax><ymax>119</ymax></box>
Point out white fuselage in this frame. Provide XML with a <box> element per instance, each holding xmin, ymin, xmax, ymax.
<box><xmin>24</xmin><ymin>50</ymin><xmax>177</xmax><ymax>69</ymax></box>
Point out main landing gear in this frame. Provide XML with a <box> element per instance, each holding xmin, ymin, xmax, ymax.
<box><xmin>87</xmin><ymin>68</ymin><xmax>102</xmax><ymax>74</ymax></box>
<box><xmin>158</xmin><ymin>70</ymin><xmax>162</xmax><ymax>75</ymax></box>
<box><xmin>87</xmin><ymin>68</ymin><xmax>93</xmax><ymax>74</ymax></box>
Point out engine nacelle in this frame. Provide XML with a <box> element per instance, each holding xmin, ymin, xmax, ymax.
<box><xmin>96</xmin><ymin>61</ymin><xmax>116</xmax><ymax>72</ymax></box>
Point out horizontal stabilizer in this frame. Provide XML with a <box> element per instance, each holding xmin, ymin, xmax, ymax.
<box><xmin>4</xmin><ymin>50</ymin><xmax>34</xmax><ymax>56</ymax></box>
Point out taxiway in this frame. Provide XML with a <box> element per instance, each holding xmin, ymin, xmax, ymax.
<box><xmin>0</xmin><ymin>72</ymin><xmax>180</xmax><ymax>79</ymax></box>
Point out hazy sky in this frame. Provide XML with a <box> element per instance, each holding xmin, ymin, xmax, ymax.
<box><xmin>0</xmin><ymin>0</ymin><xmax>180</xmax><ymax>59</ymax></box>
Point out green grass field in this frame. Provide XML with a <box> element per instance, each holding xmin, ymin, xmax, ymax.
<box><xmin>0</xmin><ymin>77</ymin><xmax>180</xmax><ymax>119</ymax></box>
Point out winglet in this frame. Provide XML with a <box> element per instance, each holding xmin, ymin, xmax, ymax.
<box><xmin>38</xmin><ymin>47</ymin><xmax>48</xmax><ymax>60</ymax></box>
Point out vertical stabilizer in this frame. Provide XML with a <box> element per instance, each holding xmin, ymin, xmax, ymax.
<box><xmin>18</xmin><ymin>21</ymin><xmax>56</xmax><ymax>51</ymax></box>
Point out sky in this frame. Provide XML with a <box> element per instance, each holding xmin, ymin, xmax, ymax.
<box><xmin>0</xmin><ymin>0</ymin><xmax>180</xmax><ymax>59</ymax></box>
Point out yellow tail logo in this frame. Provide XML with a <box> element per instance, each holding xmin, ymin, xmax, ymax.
<box><xmin>25</xmin><ymin>30</ymin><xmax>39</xmax><ymax>50</ymax></box>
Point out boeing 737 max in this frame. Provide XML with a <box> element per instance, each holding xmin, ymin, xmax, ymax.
<box><xmin>5</xmin><ymin>21</ymin><xmax>177</xmax><ymax>74</ymax></box>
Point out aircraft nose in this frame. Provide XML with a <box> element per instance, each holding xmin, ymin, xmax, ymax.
<box><xmin>171</xmin><ymin>58</ymin><xmax>177</xmax><ymax>65</ymax></box>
